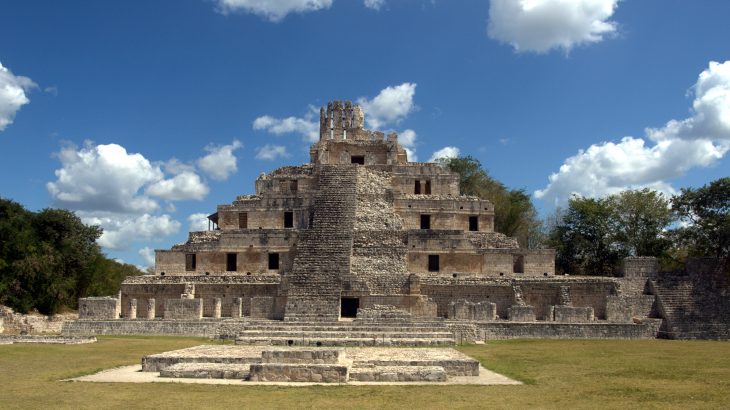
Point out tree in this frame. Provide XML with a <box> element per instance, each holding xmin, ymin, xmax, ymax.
<box><xmin>0</xmin><ymin>197</ymin><xmax>142</xmax><ymax>314</ymax></box>
<box><xmin>441</xmin><ymin>156</ymin><xmax>540</xmax><ymax>248</ymax></box>
<box><xmin>672</xmin><ymin>177</ymin><xmax>730</xmax><ymax>259</ymax></box>
<box><xmin>548</xmin><ymin>196</ymin><xmax>625</xmax><ymax>275</ymax></box>
<box><xmin>609</xmin><ymin>189</ymin><xmax>673</xmax><ymax>257</ymax></box>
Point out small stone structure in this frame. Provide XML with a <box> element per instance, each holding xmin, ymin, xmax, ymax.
<box><xmin>142</xmin><ymin>345</ymin><xmax>479</xmax><ymax>383</ymax></box>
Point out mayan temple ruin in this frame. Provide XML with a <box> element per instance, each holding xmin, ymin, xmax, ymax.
<box><xmin>64</xmin><ymin>100</ymin><xmax>730</xmax><ymax>344</ymax></box>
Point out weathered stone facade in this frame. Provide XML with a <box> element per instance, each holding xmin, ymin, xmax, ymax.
<box><xmin>67</xmin><ymin>100</ymin><xmax>729</xmax><ymax>341</ymax></box>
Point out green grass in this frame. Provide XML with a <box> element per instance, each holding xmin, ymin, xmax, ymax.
<box><xmin>0</xmin><ymin>337</ymin><xmax>729</xmax><ymax>409</ymax></box>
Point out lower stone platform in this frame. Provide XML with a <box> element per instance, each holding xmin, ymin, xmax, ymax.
<box><xmin>140</xmin><ymin>345</ymin><xmax>486</xmax><ymax>384</ymax></box>
<box><xmin>0</xmin><ymin>335</ymin><xmax>97</xmax><ymax>344</ymax></box>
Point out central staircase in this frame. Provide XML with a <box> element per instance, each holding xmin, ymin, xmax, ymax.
<box><xmin>284</xmin><ymin>165</ymin><xmax>358</xmax><ymax>321</ymax></box>
<box><xmin>234</xmin><ymin>320</ymin><xmax>456</xmax><ymax>347</ymax></box>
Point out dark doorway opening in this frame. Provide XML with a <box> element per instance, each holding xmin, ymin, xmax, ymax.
<box><xmin>425</xmin><ymin>180</ymin><xmax>431</xmax><ymax>195</ymax></box>
<box><xmin>284</xmin><ymin>211</ymin><xmax>293</xmax><ymax>228</ymax></box>
<box><xmin>469</xmin><ymin>216</ymin><xmax>478</xmax><ymax>231</ymax></box>
<box><xmin>226</xmin><ymin>253</ymin><xmax>237</xmax><ymax>272</ymax></box>
<box><xmin>238</xmin><ymin>212</ymin><xmax>248</xmax><ymax>229</ymax></box>
<box><xmin>513</xmin><ymin>255</ymin><xmax>524</xmax><ymax>274</ymax></box>
<box><xmin>268</xmin><ymin>253</ymin><xmax>280</xmax><ymax>270</ymax></box>
<box><xmin>420</xmin><ymin>214</ymin><xmax>431</xmax><ymax>229</ymax></box>
<box><xmin>340</xmin><ymin>297</ymin><xmax>359</xmax><ymax>318</ymax></box>
<box><xmin>414</xmin><ymin>180</ymin><xmax>421</xmax><ymax>194</ymax></box>
<box><xmin>428</xmin><ymin>254</ymin><xmax>440</xmax><ymax>272</ymax></box>
<box><xmin>351</xmin><ymin>155</ymin><xmax>365</xmax><ymax>165</ymax></box>
<box><xmin>185</xmin><ymin>253</ymin><xmax>196</xmax><ymax>271</ymax></box>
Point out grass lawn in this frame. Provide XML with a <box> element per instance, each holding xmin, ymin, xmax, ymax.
<box><xmin>0</xmin><ymin>337</ymin><xmax>728</xmax><ymax>409</ymax></box>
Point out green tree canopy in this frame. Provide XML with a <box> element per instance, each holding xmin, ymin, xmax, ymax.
<box><xmin>672</xmin><ymin>177</ymin><xmax>730</xmax><ymax>259</ymax></box>
<box><xmin>548</xmin><ymin>189</ymin><xmax>674</xmax><ymax>275</ymax></box>
<box><xmin>440</xmin><ymin>156</ymin><xmax>540</xmax><ymax>248</ymax></box>
<box><xmin>0</xmin><ymin>198</ymin><xmax>142</xmax><ymax>314</ymax></box>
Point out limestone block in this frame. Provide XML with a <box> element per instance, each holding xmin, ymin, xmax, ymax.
<box><xmin>508</xmin><ymin>305</ymin><xmax>535</xmax><ymax>322</ymax></box>
<box><xmin>249</xmin><ymin>363</ymin><xmax>349</xmax><ymax>383</ymax></box>
<box><xmin>78</xmin><ymin>297</ymin><xmax>120</xmax><ymax>320</ymax></box>
<box><xmin>164</xmin><ymin>298</ymin><xmax>203</xmax><ymax>320</ymax></box>
<box><xmin>552</xmin><ymin>306</ymin><xmax>594</xmax><ymax>323</ymax></box>
<box><xmin>261</xmin><ymin>349</ymin><xmax>345</xmax><ymax>364</ymax></box>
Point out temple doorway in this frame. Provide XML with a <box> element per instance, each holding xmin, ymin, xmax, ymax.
<box><xmin>340</xmin><ymin>297</ymin><xmax>359</xmax><ymax>318</ymax></box>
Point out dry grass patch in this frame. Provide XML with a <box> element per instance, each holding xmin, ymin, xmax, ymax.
<box><xmin>0</xmin><ymin>337</ymin><xmax>728</xmax><ymax>409</ymax></box>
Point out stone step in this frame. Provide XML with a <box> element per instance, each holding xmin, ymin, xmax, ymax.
<box><xmin>241</xmin><ymin>324</ymin><xmax>450</xmax><ymax>331</ymax></box>
<box><xmin>349</xmin><ymin>365</ymin><xmax>447</xmax><ymax>382</ymax></box>
<box><xmin>249</xmin><ymin>362</ymin><xmax>349</xmax><ymax>383</ymax></box>
<box><xmin>237</xmin><ymin>330</ymin><xmax>454</xmax><ymax>338</ymax></box>
<box><xmin>159</xmin><ymin>362</ymin><xmax>251</xmax><ymax>379</ymax></box>
<box><xmin>235</xmin><ymin>336</ymin><xmax>456</xmax><ymax>347</ymax></box>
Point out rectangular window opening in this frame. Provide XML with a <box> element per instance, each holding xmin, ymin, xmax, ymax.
<box><xmin>351</xmin><ymin>155</ymin><xmax>365</xmax><ymax>165</ymax></box>
<box><xmin>238</xmin><ymin>212</ymin><xmax>248</xmax><ymax>229</ymax></box>
<box><xmin>513</xmin><ymin>255</ymin><xmax>525</xmax><ymax>274</ymax></box>
<box><xmin>469</xmin><ymin>216</ymin><xmax>479</xmax><ymax>232</ymax></box>
<box><xmin>290</xmin><ymin>180</ymin><xmax>298</xmax><ymax>192</ymax></box>
<box><xmin>268</xmin><ymin>253</ymin><xmax>280</xmax><ymax>270</ymax></box>
<box><xmin>284</xmin><ymin>211</ymin><xmax>294</xmax><ymax>228</ymax></box>
<box><xmin>226</xmin><ymin>253</ymin><xmax>237</xmax><ymax>272</ymax></box>
<box><xmin>425</xmin><ymin>180</ymin><xmax>431</xmax><ymax>195</ymax></box>
<box><xmin>428</xmin><ymin>254</ymin><xmax>440</xmax><ymax>272</ymax></box>
<box><xmin>185</xmin><ymin>253</ymin><xmax>196</xmax><ymax>272</ymax></box>
<box><xmin>420</xmin><ymin>214</ymin><xmax>431</xmax><ymax>230</ymax></box>
<box><xmin>414</xmin><ymin>180</ymin><xmax>421</xmax><ymax>195</ymax></box>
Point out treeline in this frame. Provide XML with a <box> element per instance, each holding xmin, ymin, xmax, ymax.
<box><xmin>443</xmin><ymin>157</ymin><xmax>729</xmax><ymax>275</ymax></box>
<box><xmin>0</xmin><ymin>198</ymin><xmax>142</xmax><ymax>315</ymax></box>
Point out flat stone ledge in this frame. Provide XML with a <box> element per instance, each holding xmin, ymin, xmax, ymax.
<box><xmin>261</xmin><ymin>348</ymin><xmax>345</xmax><ymax>364</ymax></box>
<box><xmin>350</xmin><ymin>365</ymin><xmax>447</xmax><ymax>382</ymax></box>
<box><xmin>0</xmin><ymin>335</ymin><xmax>96</xmax><ymax>344</ymax></box>
<box><xmin>159</xmin><ymin>363</ymin><xmax>251</xmax><ymax>379</ymax></box>
<box><xmin>249</xmin><ymin>363</ymin><xmax>349</xmax><ymax>383</ymax></box>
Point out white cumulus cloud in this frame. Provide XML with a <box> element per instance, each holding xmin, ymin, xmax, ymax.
<box><xmin>253</xmin><ymin>112</ymin><xmax>319</xmax><ymax>143</ymax></box>
<box><xmin>146</xmin><ymin>171</ymin><xmax>209</xmax><ymax>200</ymax></box>
<box><xmin>0</xmin><ymin>62</ymin><xmax>37</xmax><ymax>132</ymax></box>
<box><xmin>47</xmin><ymin>143</ymin><xmax>163</xmax><ymax>213</ymax></box>
<box><xmin>255</xmin><ymin>144</ymin><xmax>290</xmax><ymax>160</ymax></box>
<box><xmin>215</xmin><ymin>0</ymin><xmax>333</xmax><ymax>22</ymax></box>
<box><xmin>535</xmin><ymin>60</ymin><xmax>730</xmax><ymax>206</ymax></box>
<box><xmin>81</xmin><ymin>213</ymin><xmax>181</xmax><ymax>251</ymax></box>
<box><xmin>487</xmin><ymin>0</ymin><xmax>619</xmax><ymax>53</ymax></box>
<box><xmin>138</xmin><ymin>246</ymin><xmax>156</xmax><ymax>267</ymax></box>
<box><xmin>398</xmin><ymin>129</ymin><xmax>418</xmax><ymax>161</ymax></box>
<box><xmin>364</xmin><ymin>0</ymin><xmax>385</xmax><ymax>11</ymax></box>
<box><xmin>196</xmin><ymin>140</ymin><xmax>243</xmax><ymax>181</ymax></box>
<box><xmin>187</xmin><ymin>212</ymin><xmax>210</xmax><ymax>232</ymax></box>
<box><xmin>428</xmin><ymin>146</ymin><xmax>460</xmax><ymax>162</ymax></box>
<box><xmin>358</xmin><ymin>83</ymin><xmax>417</xmax><ymax>129</ymax></box>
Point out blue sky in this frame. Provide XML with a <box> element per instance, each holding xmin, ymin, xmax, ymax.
<box><xmin>1</xmin><ymin>0</ymin><xmax>728</xmax><ymax>268</ymax></box>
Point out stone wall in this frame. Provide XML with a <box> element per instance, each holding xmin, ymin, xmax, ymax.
<box><xmin>164</xmin><ymin>299</ymin><xmax>203</xmax><ymax>320</ymax></box>
<box><xmin>78</xmin><ymin>297</ymin><xmax>120</xmax><ymax>320</ymax></box>
<box><xmin>1</xmin><ymin>305</ymin><xmax>77</xmax><ymax>335</ymax></box>
<box><xmin>476</xmin><ymin>320</ymin><xmax>661</xmax><ymax>340</ymax></box>
<box><xmin>551</xmin><ymin>306</ymin><xmax>594</xmax><ymax>322</ymax></box>
<box><xmin>421</xmin><ymin>277</ymin><xmax>617</xmax><ymax>320</ymax></box>
<box><xmin>61</xmin><ymin>320</ymin><xmax>219</xmax><ymax>337</ymax></box>
<box><xmin>447</xmin><ymin>300</ymin><xmax>496</xmax><ymax>320</ymax></box>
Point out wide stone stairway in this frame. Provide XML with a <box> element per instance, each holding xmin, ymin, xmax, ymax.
<box><xmin>233</xmin><ymin>320</ymin><xmax>456</xmax><ymax>347</ymax></box>
<box><xmin>284</xmin><ymin>165</ymin><xmax>358</xmax><ymax>321</ymax></box>
<box><xmin>650</xmin><ymin>272</ymin><xmax>730</xmax><ymax>339</ymax></box>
